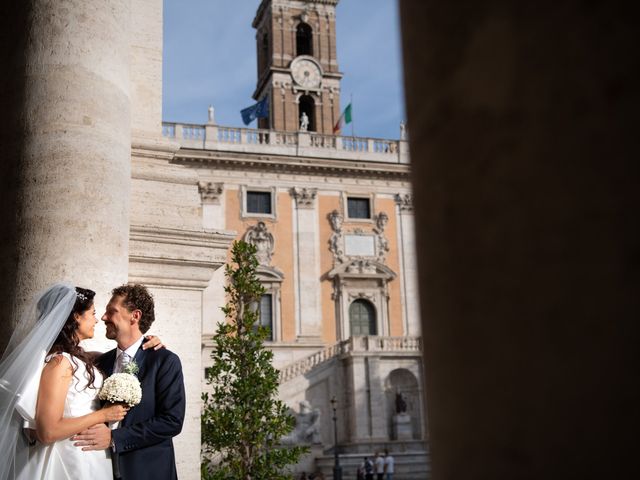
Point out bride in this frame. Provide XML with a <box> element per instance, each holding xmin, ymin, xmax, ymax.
<box><xmin>0</xmin><ymin>283</ymin><xmax>158</xmax><ymax>479</ymax></box>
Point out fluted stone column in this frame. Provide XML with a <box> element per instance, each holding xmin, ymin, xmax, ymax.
<box><xmin>0</xmin><ymin>1</ymin><xmax>131</xmax><ymax>349</ymax></box>
<box><xmin>400</xmin><ymin>1</ymin><xmax>638</xmax><ymax>479</ymax></box>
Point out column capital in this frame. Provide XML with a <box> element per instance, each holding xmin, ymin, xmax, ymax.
<box><xmin>290</xmin><ymin>187</ymin><xmax>318</xmax><ymax>208</ymax></box>
<box><xmin>394</xmin><ymin>193</ymin><xmax>413</xmax><ymax>212</ymax></box>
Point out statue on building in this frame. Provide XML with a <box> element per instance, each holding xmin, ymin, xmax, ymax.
<box><xmin>329</xmin><ymin>210</ymin><xmax>343</xmax><ymax>233</ymax></box>
<box><xmin>299</xmin><ymin>112</ymin><xmax>309</xmax><ymax>132</ymax></box>
<box><xmin>281</xmin><ymin>400</ymin><xmax>322</xmax><ymax>445</ymax></box>
<box><xmin>207</xmin><ymin>104</ymin><xmax>215</xmax><ymax>124</ymax></box>
<box><xmin>375</xmin><ymin>212</ymin><xmax>389</xmax><ymax>233</ymax></box>
<box><xmin>400</xmin><ymin>120</ymin><xmax>407</xmax><ymax>140</ymax></box>
<box><xmin>393</xmin><ymin>391</ymin><xmax>412</xmax><ymax>440</ymax></box>
<box><xmin>395</xmin><ymin>392</ymin><xmax>408</xmax><ymax>413</ymax></box>
<box><xmin>243</xmin><ymin>221</ymin><xmax>274</xmax><ymax>266</ymax></box>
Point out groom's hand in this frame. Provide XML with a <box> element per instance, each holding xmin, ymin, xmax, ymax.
<box><xmin>72</xmin><ymin>423</ymin><xmax>111</xmax><ymax>451</ymax></box>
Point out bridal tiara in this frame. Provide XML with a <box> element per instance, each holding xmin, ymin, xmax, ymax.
<box><xmin>76</xmin><ymin>292</ymin><xmax>87</xmax><ymax>302</ymax></box>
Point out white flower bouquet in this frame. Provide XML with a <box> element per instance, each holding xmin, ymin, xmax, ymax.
<box><xmin>98</xmin><ymin>369</ymin><xmax>142</xmax><ymax>407</ymax></box>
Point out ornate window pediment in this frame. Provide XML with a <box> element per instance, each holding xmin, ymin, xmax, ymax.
<box><xmin>256</xmin><ymin>264</ymin><xmax>285</xmax><ymax>282</ymax></box>
<box><xmin>328</xmin><ymin>258</ymin><xmax>396</xmax><ymax>280</ymax></box>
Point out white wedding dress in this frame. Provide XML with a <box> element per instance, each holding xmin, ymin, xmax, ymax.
<box><xmin>17</xmin><ymin>352</ymin><xmax>112</xmax><ymax>480</ymax></box>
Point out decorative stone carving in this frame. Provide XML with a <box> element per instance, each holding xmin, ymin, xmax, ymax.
<box><xmin>346</xmin><ymin>259</ymin><xmax>378</xmax><ymax>275</ymax></box>
<box><xmin>348</xmin><ymin>291</ymin><xmax>376</xmax><ymax>303</ymax></box>
<box><xmin>243</xmin><ymin>221</ymin><xmax>274</xmax><ymax>266</ymax></box>
<box><xmin>374</xmin><ymin>212</ymin><xmax>390</xmax><ymax>262</ymax></box>
<box><xmin>375</xmin><ymin>212</ymin><xmax>388</xmax><ymax>232</ymax></box>
<box><xmin>328</xmin><ymin>210</ymin><xmax>392</xmax><ymax>265</ymax></box>
<box><xmin>198</xmin><ymin>181</ymin><xmax>224</xmax><ymax>204</ymax></box>
<box><xmin>328</xmin><ymin>210</ymin><xmax>345</xmax><ymax>264</ymax></box>
<box><xmin>207</xmin><ymin>105</ymin><xmax>215</xmax><ymax>124</ymax></box>
<box><xmin>290</xmin><ymin>187</ymin><xmax>317</xmax><ymax>208</ymax></box>
<box><xmin>394</xmin><ymin>193</ymin><xmax>413</xmax><ymax>212</ymax></box>
<box><xmin>281</xmin><ymin>400</ymin><xmax>322</xmax><ymax>445</ymax></box>
<box><xmin>329</xmin><ymin>210</ymin><xmax>342</xmax><ymax>232</ymax></box>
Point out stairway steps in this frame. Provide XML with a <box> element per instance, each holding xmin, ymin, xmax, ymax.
<box><xmin>314</xmin><ymin>451</ymin><xmax>430</xmax><ymax>480</ymax></box>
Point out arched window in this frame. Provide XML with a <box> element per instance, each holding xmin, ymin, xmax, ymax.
<box><xmin>296</xmin><ymin>22</ymin><xmax>313</xmax><ymax>56</ymax></box>
<box><xmin>349</xmin><ymin>299</ymin><xmax>376</xmax><ymax>336</ymax></box>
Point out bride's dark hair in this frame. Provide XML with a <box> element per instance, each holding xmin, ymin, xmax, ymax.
<box><xmin>47</xmin><ymin>287</ymin><xmax>98</xmax><ymax>388</ymax></box>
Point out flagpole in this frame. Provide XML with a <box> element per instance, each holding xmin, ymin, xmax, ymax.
<box><xmin>350</xmin><ymin>93</ymin><xmax>355</xmax><ymax>138</ymax></box>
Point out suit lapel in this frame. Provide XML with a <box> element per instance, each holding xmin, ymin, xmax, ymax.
<box><xmin>99</xmin><ymin>349</ymin><xmax>117</xmax><ymax>377</ymax></box>
<box><xmin>133</xmin><ymin>344</ymin><xmax>148</xmax><ymax>377</ymax></box>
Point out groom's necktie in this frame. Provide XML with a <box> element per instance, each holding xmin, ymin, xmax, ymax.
<box><xmin>116</xmin><ymin>352</ymin><xmax>131</xmax><ymax>373</ymax></box>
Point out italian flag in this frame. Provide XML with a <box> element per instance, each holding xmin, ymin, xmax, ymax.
<box><xmin>333</xmin><ymin>103</ymin><xmax>352</xmax><ymax>134</ymax></box>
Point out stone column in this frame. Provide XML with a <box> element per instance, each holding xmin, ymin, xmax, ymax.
<box><xmin>0</xmin><ymin>1</ymin><xmax>131</xmax><ymax>348</ymax></box>
<box><xmin>394</xmin><ymin>193</ymin><xmax>420</xmax><ymax>336</ymax></box>
<box><xmin>344</xmin><ymin>355</ymin><xmax>371</xmax><ymax>442</ymax></box>
<box><xmin>366</xmin><ymin>356</ymin><xmax>388</xmax><ymax>440</ymax></box>
<box><xmin>290</xmin><ymin>187</ymin><xmax>323</xmax><ymax>341</ymax></box>
<box><xmin>400</xmin><ymin>1</ymin><xmax>638</xmax><ymax>478</ymax></box>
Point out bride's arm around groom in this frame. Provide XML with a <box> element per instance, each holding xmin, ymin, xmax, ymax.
<box><xmin>73</xmin><ymin>284</ymin><xmax>185</xmax><ymax>480</ymax></box>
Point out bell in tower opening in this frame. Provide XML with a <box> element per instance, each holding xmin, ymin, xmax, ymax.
<box><xmin>252</xmin><ymin>0</ymin><xmax>343</xmax><ymax>134</ymax></box>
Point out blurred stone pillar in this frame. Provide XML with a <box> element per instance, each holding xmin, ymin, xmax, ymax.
<box><xmin>399</xmin><ymin>1</ymin><xmax>638</xmax><ymax>478</ymax></box>
<box><xmin>0</xmin><ymin>1</ymin><xmax>132</xmax><ymax>349</ymax></box>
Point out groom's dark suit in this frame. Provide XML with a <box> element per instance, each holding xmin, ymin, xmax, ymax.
<box><xmin>97</xmin><ymin>342</ymin><xmax>186</xmax><ymax>480</ymax></box>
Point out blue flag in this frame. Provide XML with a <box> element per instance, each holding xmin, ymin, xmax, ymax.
<box><xmin>241</xmin><ymin>96</ymin><xmax>269</xmax><ymax>125</ymax></box>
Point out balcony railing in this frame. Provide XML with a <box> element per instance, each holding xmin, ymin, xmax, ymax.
<box><xmin>278</xmin><ymin>336</ymin><xmax>421</xmax><ymax>383</ymax></box>
<box><xmin>162</xmin><ymin>122</ymin><xmax>410</xmax><ymax>164</ymax></box>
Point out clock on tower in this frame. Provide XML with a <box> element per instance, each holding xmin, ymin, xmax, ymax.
<box><xmin>252</xmin><ymin>0</ymin><xmax>343</xmax><ymax>134</ymax></box>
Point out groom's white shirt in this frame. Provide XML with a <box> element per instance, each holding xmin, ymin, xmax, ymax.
<box><xmin>114</xmin><ymin>335</ymin><xmax>144</xmax><ymax>372</ymax></box>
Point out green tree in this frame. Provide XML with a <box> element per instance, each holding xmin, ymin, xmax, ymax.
<box><xmin>202</xmin><ymin>240</ymin><xmax>307</xmax><ymax>480</ymax></box>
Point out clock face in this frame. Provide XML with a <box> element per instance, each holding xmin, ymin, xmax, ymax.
<box><xmin>291</xmin><ymin>58</ymin><xmax>322</xmax><ymax>88</ymax></box>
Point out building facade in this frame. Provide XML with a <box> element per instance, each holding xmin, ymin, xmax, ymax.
<box><xmin>160</xmin><ymin>1</ymin><xmax>427</xmax><ymax>476</ymax></box>
<box><xmin>0</xmin><ymin>0</ymin><xmax>425</xmax><ymax>478</ymax></box>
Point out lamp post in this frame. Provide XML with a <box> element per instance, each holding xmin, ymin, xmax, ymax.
<box><xmin>330</xmin><ymin>396</ymin><xmax>342</xmax><ymax>480</ymax></box>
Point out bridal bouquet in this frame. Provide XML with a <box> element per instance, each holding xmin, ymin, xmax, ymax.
<box><xmin>98</xmin><ymin>362</ymin><xmax>142</xmax><ymax>407</ymax></box>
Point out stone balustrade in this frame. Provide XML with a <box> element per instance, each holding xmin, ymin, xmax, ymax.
<box><xmin>278</xmin><ymin>336</ymin><xmax>422</xmax><ymax>383</ymax></box>
<box><xmin>162</xmin><ymin>121</ymin><xmax>410</xmax><ymax>164</ymax></box>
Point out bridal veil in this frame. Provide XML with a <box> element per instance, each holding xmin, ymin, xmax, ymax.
<box><xmin>0</xmin><ymin>283</ymin><xmax>77</xmax><ymax>480</ymax></box>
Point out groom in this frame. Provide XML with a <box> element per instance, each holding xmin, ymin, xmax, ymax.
<box><xmin>73</xmin><ymin>284</ymin><xmax>186</xmax><ymax>479</ymax></box>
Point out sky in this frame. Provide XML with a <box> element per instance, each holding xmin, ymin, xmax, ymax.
<box><xmin>163</xmin><ymin>0</ymin><xmax>405</xmax><ymax>140</ymax></box>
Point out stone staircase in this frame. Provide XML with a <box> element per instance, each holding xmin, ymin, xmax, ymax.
<box><xmin>278</xmin><ymin>340</ymin><xmax>348</xmax><ymax>384</ymax></box>
<box><xmin>314</xmin><ymin>441</ymin><xmax>430</xmax><ymax>479</ymax></box>
<box><xmin>274</xmin><ymin>337</ymin><xmax>428</xmax><ymax>479</ymax></box>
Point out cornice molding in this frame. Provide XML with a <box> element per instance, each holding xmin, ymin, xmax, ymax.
<box><xmin>171</xmin><ymin>149</ymin><xmax>409</xmax><ymax>181</ymax></box>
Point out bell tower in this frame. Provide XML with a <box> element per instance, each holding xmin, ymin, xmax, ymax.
<box><xmin>252</xmin><ymin>0</ymin><xmax>342</xmax><ymax>134</ymax></box>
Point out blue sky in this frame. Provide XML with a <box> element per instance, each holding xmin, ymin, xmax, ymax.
<box><xmin>163</xmin><ymin>0</ymin><xmax>405</xmax><ymax>140</ymax></box>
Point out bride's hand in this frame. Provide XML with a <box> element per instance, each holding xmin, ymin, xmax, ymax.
<box><xmin>101</xmin><ymin>403</ymin><xmax>129</xmax><ymax>422</ymax></box>
<box><xmin>142</xmin><ymin>334</ymin><xmax>165</xmax><ymax>350</ymax></box>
